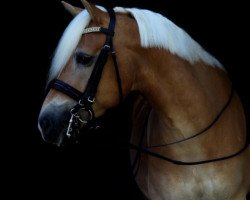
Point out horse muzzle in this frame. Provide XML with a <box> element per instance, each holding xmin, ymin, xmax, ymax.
<box><xmin>38</xmin><ymin>107</ymin><xmax>71</xmax><ymax>144</ymax></box>
<box><xmin>38</xmin><ymin>101</ymin><xmax>95</xmax><ymax>145</ymax></box>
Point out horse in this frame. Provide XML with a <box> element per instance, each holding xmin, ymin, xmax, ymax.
<box><xmin>38</xmin><ymin>1</ymin><xmax>250</xmax><ymax>199</ymax></box>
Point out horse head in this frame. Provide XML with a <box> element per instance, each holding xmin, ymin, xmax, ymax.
<box><xmin>38</xmin><ymin>0</ymin><xmax>138</xmax><ymax>145</ymax></box>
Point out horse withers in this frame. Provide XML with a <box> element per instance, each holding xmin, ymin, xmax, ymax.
<box><xmin>38</xmin><ymin>1</ymin><xmax>250</xmax><ymax>199</ymax></box>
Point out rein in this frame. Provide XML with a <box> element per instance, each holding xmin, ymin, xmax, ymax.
<box><xmin>48</xmin><ymin>8</ymin><xmax>122</xmax><ymax>139</ymax></box>
<box><xmin>150</xmin><ymin>85</ymin><xmax>235</xmax><ymax>147</ymax></box>
<box><xmin>130</xmin><ymin>87</ymin><xmax>249</xmax><ymax>168</ymax></box>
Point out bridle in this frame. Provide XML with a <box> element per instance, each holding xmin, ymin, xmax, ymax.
<box><xmin>48</xmin><ymin>7</ymin><xmax>122</xmax><ymax>139</ymax></box>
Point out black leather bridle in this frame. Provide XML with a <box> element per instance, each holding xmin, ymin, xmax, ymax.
<box><xmin>48</xmin><ymin>8</ymin><xmax>122</xmax><ymax>139</ymax></box>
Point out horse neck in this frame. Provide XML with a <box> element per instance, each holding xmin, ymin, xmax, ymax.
<box><xmin>132</xmin><ymin>48</ymin><xmax>246</xmax><ymax>157</ymax></box>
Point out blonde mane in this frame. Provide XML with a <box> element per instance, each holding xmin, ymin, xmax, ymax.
<box><xmin>49</xmin><ymin>6</ymin><xmax>223</xmax><ymax>82</ymax></box>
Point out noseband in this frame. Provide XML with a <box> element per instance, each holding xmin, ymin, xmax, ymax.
<box><xmin>48</xmin><ymin>8</ymin><xmax>122</xmax><ymax>139</ymax></box>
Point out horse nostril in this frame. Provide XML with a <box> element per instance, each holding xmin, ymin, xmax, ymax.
<box><xmin>38</xmin><ymin>108</ymin><xmax>71</xmax><ymax>143</ymax></box>
<box><xmin>38</xmin><ymin>115</ymin><xmax>57</xmax><ymax>143</ymax></box>
<box><xmin>39</xmin><ymin>116</ymin><xmax>52</xmax><ymax>134</ymax></box>
<box><xmin>40</xmin><ymin>119</ymin><xmax>47</xmax><ymax>131</ymax></box>
<box><xmin>41</xmin><ymin>118</ymin><xmax>51</xmax><ymax>131</ymax></box>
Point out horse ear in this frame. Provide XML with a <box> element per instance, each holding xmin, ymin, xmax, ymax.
<box><xmin>61</xmin><ymin>1</ymin><xmax>83</xmax><ymax>16</ymax></box>
<box><xmin>81</xmin><ymin>0</ymin><xmax>104</xmax><ymax>23</ymax></box>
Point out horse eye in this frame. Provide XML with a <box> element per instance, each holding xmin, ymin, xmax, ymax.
<box><xmin>75</xmin><ymin>52</ymin><xmax>93</xmax><ymax>67</ymax></box>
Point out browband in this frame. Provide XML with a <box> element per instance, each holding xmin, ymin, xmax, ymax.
<box><xmin>82</xmin><ymin>27</ymin><xmax>114</xmax><ymax>36</ymax></box>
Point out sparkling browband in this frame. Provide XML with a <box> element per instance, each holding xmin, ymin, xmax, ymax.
<box><xmin>82</xmin><ymin>27</ymin><xmax>101</xmax><ymax>34</ymax></box>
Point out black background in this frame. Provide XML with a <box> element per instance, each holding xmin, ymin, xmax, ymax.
<box><xmin>5</xmin><ymin>0</ymin><xmax>249</xmax><ymax>199</ymax></box>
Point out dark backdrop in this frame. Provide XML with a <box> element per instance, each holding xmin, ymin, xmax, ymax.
<box><xmin>6</xmin><ymin>0</ymin><xmax>249</xmax><ymax>199</ymax></box>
